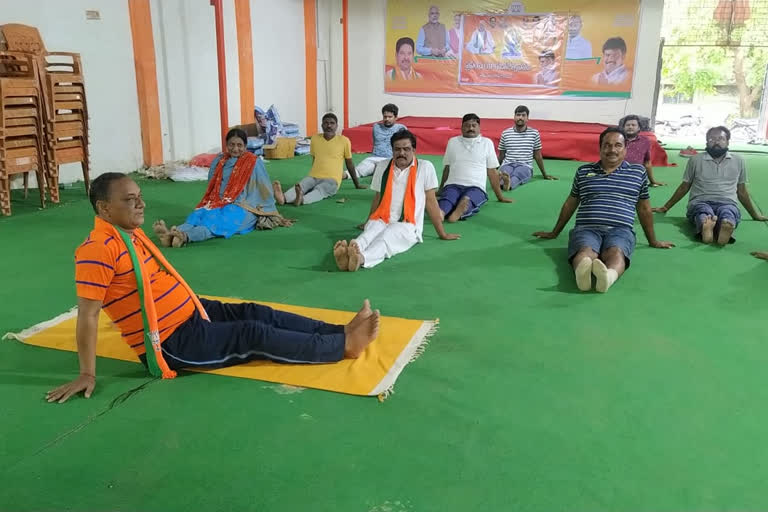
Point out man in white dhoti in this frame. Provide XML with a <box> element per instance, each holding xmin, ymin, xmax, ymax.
<box><xmin>333</xmin><ymin>130</ymin><xmax>460</xmax><ymax>272</ymax></box>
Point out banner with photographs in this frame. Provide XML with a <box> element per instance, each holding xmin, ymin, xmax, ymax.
<box><xmin>385</xmin><ymin>0</ymin><xmax>640</xmax><ymax>98</ymax></box>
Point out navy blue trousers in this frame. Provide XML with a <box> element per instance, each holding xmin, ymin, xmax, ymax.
<box><xmin>142</xmin><ymin>298</ymin><xmax>346</xmax><ymax>370</ymax></box>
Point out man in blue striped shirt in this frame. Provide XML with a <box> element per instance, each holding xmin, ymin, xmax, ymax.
<box><xmin>534</xmin><ymin>127</ymin><xmax>674</xmax><ymax>293</ymax></box>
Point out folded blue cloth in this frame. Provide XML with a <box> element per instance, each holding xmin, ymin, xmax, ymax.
<box><xmin>247</xmin><ymin>137</ymin><xmax>265</xmax><ymax>149</ymax></box>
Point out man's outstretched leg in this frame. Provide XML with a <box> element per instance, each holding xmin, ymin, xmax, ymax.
<box><xmin>348</xmin><ymin>240</ymin><xmax>364</xmax><ymax>272</ymax></box>
<box><xmin>159</xmin><ymin>299</ymin><xmax>381</xmax><ymax>369</ymax></box>
<box><xmin>571</xmin><ymin>247</ymin><xmax>599</xmax><ymax>291</ymax></box>
<box><xmin>273</xmin><ymin>181</ymin><xmax>285</xmax><ymax>205</ymax></box>
<box><xmin>153</xmin><ymin>220</ymin><xmax>173</xmax><ymax>247</ymax></box>
<box><xmin>568</xmin><ymin>227</ymin><xmax>603</xmax><ymax>291</ymax></box>
<box><xmin>334</xmin><ymin>240</ymin><xmax>350</xmax><ymax>271</ymax></box>
<box><xmin>438</xmin><ymin>185</ymin><xmax>461</xmax><ymax>221</ymax></box>
<box><xmin>447</xmin><ymin>196</ymin><xmax>472</xmax><ymax>223</ymax></box>
<box><xmin>349</xmin><ymin>222</ymin><xmax>418</xmax><ymax>271</ymax></box>
<box><xmin>593</xmin><ymin>247</ymin><xmax>627</xmax><ymax>293</ymax></box>
<box><xmin>688</xmin><ymin>202</ymin><xmax>716</xmax><ymax>243</ymax></box>
<box><xmin>714</xmin><ymin>203</ymin><xmax>741</xmax><ymax>246</ymax></box>
<box><xmin>701</xmin><ymin>215</ymin><xmax>717</xmax><ymax>244</ymax></box>
<box><xmin>344</xmin><ymin>304</ymin><xmax>381</xmax><ymax>358</ymax></box>
<box><xmin>499</xmin><ymin>163</ymin><xmax>533</xmax><ymax>191</ymax></box>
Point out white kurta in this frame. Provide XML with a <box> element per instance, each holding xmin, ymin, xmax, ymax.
<box><xmin>356</xmin><ymin>159</ymin><xmax>438</xmax><ymax>268</ymax></box>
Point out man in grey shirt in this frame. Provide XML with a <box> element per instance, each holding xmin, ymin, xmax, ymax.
<box><xmin>653</xmin><ymin>126</ymin><xmax>767</xmax><ymax>245</ymax></box>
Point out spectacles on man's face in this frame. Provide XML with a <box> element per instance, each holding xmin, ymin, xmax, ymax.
<box><xmin>707</xmin><ymin>136</ymin><xmax>728</xmax><ymax>143</ymax></box>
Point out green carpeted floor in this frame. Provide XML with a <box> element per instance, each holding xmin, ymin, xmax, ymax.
<box><xmin>1</xmin><ymin>152</ymin><xmax>767</xmax><ymax>511</ymax></box>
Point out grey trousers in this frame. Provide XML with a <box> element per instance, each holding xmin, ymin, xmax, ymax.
<box><xmin>284</xmin><ymin>176</ymin><xmax>339</xmax><ymax>204</ymax></box>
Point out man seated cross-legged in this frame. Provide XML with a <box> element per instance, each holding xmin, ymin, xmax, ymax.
<box><xmin>534</xmin><ymin>127</ymin><xmax>674</xmax><ymax>293</ymax></box>
<box><xmin>333</xmin><ymin>129</ymin><xmax>459</xmax><ymax>272</ymax></box>
<box><xmin>46</xmin><ymin>173</ymin><xmax>379</xmax><ymax>403</ymax></box>
<box><xmin>437</xmin><ymin>113</ymin><xmax>514</xmax><ymax>222</ymax></box>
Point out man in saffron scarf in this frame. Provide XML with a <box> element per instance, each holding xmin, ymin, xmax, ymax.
<box><xmin>153</xmin><ymin>128</ymin><xmax>289</xmax><ymax>248</ymax></box>
<box><xmin>333</xmin><ymin>130</ymin><xmax>459</xmax><ymax>272</ymax></box>
<box><xmin>46</xmin><ymin>173</ymin><xmax>380</xmax><ymax>403</ymax></box>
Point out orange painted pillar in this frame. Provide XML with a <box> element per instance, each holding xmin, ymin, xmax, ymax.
<box><xmin>235</xmin><ymin>0</ymin><xmax>254</xmax><ymax>124</ymax></box>
<box><xmin>304</xmin><ymin>0</ymin><xmax>318</xmax><ymax>135</ymax></box>
<box><xmin>127</xmin><ymin>0</ymin><xmax>163</xmax><ymax>166</ymax></box>
<box><xmin>211</xmin><ymin>0</ymin><xmax>228</xmax><ymax>150</ymax></box>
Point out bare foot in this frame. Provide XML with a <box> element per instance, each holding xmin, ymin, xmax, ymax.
<box><xmin>447</xmin><ymin>196</ymin><xmax>471</xmax><ymax>223</ymax></box>
<box><xmin>501</xmin><ymin>173</ymin><xmax>511</xmax><ymax>191</ymax></box>
<box><xmin>170</xmin><ymin>227</ymin><xmax>188</xmax><ymax>248</ymax></box>
<box><xmin>701</xmin><ymin>215</ymin><xmax>717</xmax><ymax>244</ymax></box>
<box><xmin>347</xmin><ymin>299</ymin><xmax>373</xmax><ymax>329</ymax></box>
<box><xmin>752</xmin><ymin>251</ymin><xmax>768</xmax><ymax>261</ymax></box>
<box><xmin>344</xmin><ymin>308</ymin><xmax>380</xmax><ymax>358</ymax></box>
<box><xmin>153</xmin><ymin>220</ymin><xmax>172</xmax><ymax>247</ymax></box>
<box><xmin>717</xmin><ymin>220</ymin><xmax>735</xmax><ymax>246</ymax></box>
<box><xmin>347</xmin><ymin>240</ymin><xmax>364</xmax><ymax>272</ymax></box>
<box><xmin>333</xmin><ymin>240</ymin><xmax>349</xmax><ymax>271</ymax></box>
<box><xmin>293</xmin><ymin>184</ymin><xmax>304</xmax><ymax>206</ymax></box>
<box><xmin>272</xmin><ymin>181</ymin><xmax>285</xmax><ymax>205</ymax></box>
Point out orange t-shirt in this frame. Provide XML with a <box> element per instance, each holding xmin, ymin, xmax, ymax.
<box><xmin>74</xmin><ymin>217</ymin><xmax>196</xmax><ymax>354</ymax></box>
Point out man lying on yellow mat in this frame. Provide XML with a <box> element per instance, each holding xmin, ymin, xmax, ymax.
<box><xmin>46</xmin><ymin>173</ymin><xmax>380</xmax><ymax>403</ymax></box>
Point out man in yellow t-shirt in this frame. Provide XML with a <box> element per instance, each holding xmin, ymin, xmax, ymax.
<box><xmin>274</xmin><ymin>113</ymin><xmax>366</xmax><ymax>206</ymax></box>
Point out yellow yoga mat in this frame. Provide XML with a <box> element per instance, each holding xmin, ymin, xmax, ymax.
<box><xmin>5</xmin><ymin>296</ymin><xmax>438</xmax><ymax>400</ymax></box>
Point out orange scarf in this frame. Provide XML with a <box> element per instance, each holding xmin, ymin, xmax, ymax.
<box><xmin>196</xmin><ymin>152</ymin><xmax>258</xmax><ymax>209</ymax></box>
<box><xmin>110</xmin><ymin>223</ymin><xmax>209</xmax><ymax>379</ymax></box>
<box><xmin>369</xmin><ymin>158</ymin><xmax>418</xmax><ymax>224</ymax></box>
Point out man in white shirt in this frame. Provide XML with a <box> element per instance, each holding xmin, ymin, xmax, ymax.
<box><xmin>565</xmin><ymin>15</ymin><xmax>592</xmax><ymax>59</ymax></box>
<box><xmin>591</xmin><ymin>37</ymin><xmax>630</xmax><ymax>85</ymax></box>
<box><xmin>333</xmin><ymin>130</ymin><xmax>460</xmax><ymax>271</ymax></box>
<box><xmin>438</xmin><ymin>113</ymin><xmax>514</xmax><ymax>222</ymax></box>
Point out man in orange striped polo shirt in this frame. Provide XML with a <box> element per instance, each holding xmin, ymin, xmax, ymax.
<box><xmin>47</xmin><ymin>173</ymin><xmax>380</xmax><ymax>403</ymax></box>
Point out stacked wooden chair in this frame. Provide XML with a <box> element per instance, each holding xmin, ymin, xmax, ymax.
<box><xmin>40</xmin><ymin>51</ymin><xmax>90</xmax><ymax>203</ymax></box>
<box><xmin>0</xmin><ymin>51</ymin><xmax>46</xmax><ymax>216</ymax></box>
<box><xmin>0</xmin><ymin>23</ymin><xmax>90</xmax><ymax>215</ymax></box>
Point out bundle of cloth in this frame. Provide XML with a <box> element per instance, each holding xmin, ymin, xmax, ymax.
<box><xmin>247</xmin><ymin>136</ymin><xmax>265</xmax><ymax>156</ymax></box>
<box><xmin>294</xmin><ymin>138</ymin><xmax>311</xmax><ymax>155</ymax></box>
<box><xmin>281</xmin><ymin>123</ymin><xmax>300</xmax><ymax>137</ymax></box>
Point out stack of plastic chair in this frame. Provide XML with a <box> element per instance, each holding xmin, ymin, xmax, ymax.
<box><xmin>0</xmin><ymin>23</ymin><xmax>90</xmax><ymax>205</ymax></box>
<box><xmin>40</xmin><ymin>52</ymin><xmax>90</xmax><ymax>201</ymax></box>
<box><xmin>0</xmin><ymin>51</ymin><xmax>46</xmax><ymax>216</ymax></box>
